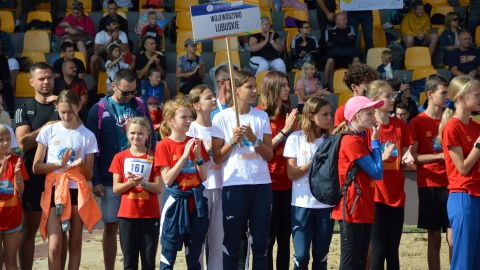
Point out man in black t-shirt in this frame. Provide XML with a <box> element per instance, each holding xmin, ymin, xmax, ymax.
<box><xmin>52</xmin><ymin>42</ymin><xmax>86</xmax><ymax>79</ymax></box>
<box><xmin>449</xmin><ymin>30</ymin><xmax>480</xmax><ymax>77</ymax></box>
<box><xmin>14</xmin><ymin>62</ymin><xmax>60</xmax><ymax>270</ymax></box>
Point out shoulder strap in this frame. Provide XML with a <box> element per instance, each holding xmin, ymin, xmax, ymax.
<box><xmin>301</xmin><ymin>77</ymin><xmax>309</xmax><ymax>95</ymax></box>
<box><xmin>135</xmin><ymin>97</ymin><xmax>147</xmax><ymax>117</ymax></box>
<box><xmin>97</xmin><ymin>100</ymin><xmax>105</xmax><ymax>131</ymax></box>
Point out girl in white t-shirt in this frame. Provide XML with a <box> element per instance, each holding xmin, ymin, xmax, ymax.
<box><xmin>283</xmin><ymin>96</ymin><xmax>335</xmax><ymax>269</ymax></box>
<box><xmin>33</xmin><ymin>90</ymin><xmax>98</xmax><ymax>270</ymax></box>
<box><xmin>106</xmin><ymin>44</ymin><xmax>135</xmax><ymax>94</ymax></box>
<box><xmin>211</xmin><ymin>69</ymin><xmax>273</xmax><ymax>269</ymax></box>
<box><xmin>186</xmin><ymin>85</ymin><xmax>223</xmax><ymax>269</ymax></box>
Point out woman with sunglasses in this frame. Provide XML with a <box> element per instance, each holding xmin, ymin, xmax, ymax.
<box><xmin>291</xmin><ymin>20</ymin><xmax>320</xmax><ymax>70</ymax></box>
<box><xmin>439</xmin><ymin>12</ymin><xmax>462</xmax><ymax>65</ymax></box>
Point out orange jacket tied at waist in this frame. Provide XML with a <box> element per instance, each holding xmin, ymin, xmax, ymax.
<box><xmin>40</xmin><ymin>167</ymin><xmax>101</xmax><ymax>240</ymax></box>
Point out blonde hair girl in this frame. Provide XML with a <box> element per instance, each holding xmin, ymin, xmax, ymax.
<box><xmin>110</xmin><ymin>116</ymin><xmax>163</xmax><ymax>269</ymax></box>
<box><xmin>437</xmin><ymin>76</ymin><xmax>480</xmax><ymax>270</ymax></box>
<box><xmin>155</xmin><ymin>96</ymin><xmax>210</xmax><ymax>269</ymax></box>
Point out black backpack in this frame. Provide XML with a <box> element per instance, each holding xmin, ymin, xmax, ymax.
<box><xmin>389</xmin><ymin>0</ymin><xmax>412</xmax><ymax>25</ymax></box>
<box><xmin>308</xmin><ymin>133</ymin><xmax>362</xmax><ymax>239</ymax></box>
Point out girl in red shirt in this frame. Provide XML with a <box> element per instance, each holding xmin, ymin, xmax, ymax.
<box><xmin>331</xmin><ymin>96</ymin><xmax>385</xmax><ymax>270</ymax></box>
<box><xmin>0</xmin><ymin>124</ymin><xmax>28</xmax><ymax>270</ymax></box>
<box><xmin>365</xmin><ymin>80</ymin><xmax>413</xmax><ymax>269</ymax></box>
<box><xmin>257</xmin><ymin>71</ymin><xmax>298</xmax><ymax>270</ymax></box>
<box><xmin>438</xmin><ymin>76</ymin><xmax>480</xmax><ymax>270</ymax></box>
<box><xmin>110</xmin><ymin>117</ymin><xmax>163</xmax><ymax>270</ymax></box>
<box><xmin>155</xmin><ymin>97</ymin><xmax>209</xmax><ymax>270</ymax></box>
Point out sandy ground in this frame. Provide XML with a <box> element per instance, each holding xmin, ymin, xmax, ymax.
<box><xmin>32</xmin><ymin>229</ymin><xmax>450</xmax><ymax>269</ymax></box>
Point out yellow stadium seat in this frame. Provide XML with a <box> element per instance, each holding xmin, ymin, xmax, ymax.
<box><xmin>333</xmin><ymin>69</ymin><xmax>349</xmax><ymax>93</ymax></box>
<box><xmin>286</xmin><ymin>28</ymin><xmax>299</xmax><ymax>52</ymax></box>
<box><xmin>23</xmin><ymin>31</ymin><xmax>50</xmax><ymax>53</ymax></box>
<box><xmin>256</xmin><ymin>70</ymin><xmax>269</xmax><ymax>96</ymax></box>
<box><xmin>459</xmin><ymin>0</ymin><xmax>469</xmax><ymax>6</ymax></box>
<box><xmin>176</xmin><ymin>31</ymin><xmax>203</xmax><ymax>53</ymax></box>
<box><xmin>176</xmin><ymin>10</ymin><xmax>192</xmax><ymax>31</ymax></box>
<box><xmin>405</xmin><ymin>47</ymin><xmax>433</xmax><ymax>70</ymax></box>
<box><xmin>16</xmin><ymin>73</ymin><xmax>35</xmax><ymax>98</ymax></box>
<box><xmin>338</xmin><ymin>92</ymin><xmax>352</xmax><ymax>107</ymax></box>
<box><xmin>431</xmin><ymin>6</ymin><xmax>454</xmax><ymax>28</ymax></box>
<box><xmin>214</xmin><ymin>50</ymin><xmax>241</xmax><ymax>67</ymax></box>
<box><xmin>412</xmin><ymin>68</ymin><xmax>437</xmax><ymax>81</ymax></box>
<box><xmin>282</xmin><ymin>0</ymin><xmax>304</xmax><ymax>11</ymax></box>
<box><xmin>104</xmin><ymin>7</ymin><xmax>128</xmax><ymax>12</ymax></box>
<box><xmin>361</xmin><ymin>27</ymin><xmax>387</xmax><ymax>50</ymax></box>
<box><xmin>21</xmin><ymin>51</ymin><xmax>46</xmax><ymax>63</ymax></box>
<box><xmin>419</xmin><ymin>92</ymin><xmax>427</xmax><ymax>107</ymax></box>
<box><xmin>213</xmin><ymin>38</ymin><xmax>239</xmax><ymax>52</ymax></box>
<box><xmin>437</xmin><ymin>26</ymin><xmax>445</xmax><ymax>38</ymax></box>
<box><xmin>476</xmin><ymin>26</ymin><xmax>480</xmax><ymax>48</ymax></box>
<box><xmin>423</xmin><ymin>0</ymin><xmax>448</xmax><ymax>5</ymax></box>
<box><xmin>283</xmin><ymin>10</ymin><xmax>308</xmax><ymax>29</ymax></box>
<box><xmin>27</xmin><ymin>11</ymin><xmax>52</xmax><ymax>23</ymax></box>
<box><xmin>60</xmin><ymin>51</ymin><xmax>87</xmax><ymax>70</ymax></box>
<box><xmin>98</xmin><ymin>71</ymin><xmax>109</xmax><ymax>96</ymax></box>
<box><xmin>175</xmin><ymin>0</ymin><xmax>199</xmax><ymax>11</ymax></box>
<box><xmin>66</xmin><ymin>0</ymin><xmax>92</xmax><ymax>12</ymax></box>
<box><xmin>36</xmin><ymin>1</ymin><xmax>51</xmax><ymax>11</ymax></box>
<box><xmin>366</xmin><ymin>47</ymin><xmax>389</xmax><ymax>69</ymax></box>
<box><xmin>0</xmin><ymin>11</ymin><xmax>14</xmax><ymax>33</ymax></box>
<box><xmin>259</xmin><ymin>0</ymin><xmax>272</xmax><ymax>10</ymax></box>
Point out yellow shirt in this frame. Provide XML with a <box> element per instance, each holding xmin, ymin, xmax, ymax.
<box><xmin>400</xmin><ymin>11</ymin><xmax>431</xmax><ymax>37</ymax></box>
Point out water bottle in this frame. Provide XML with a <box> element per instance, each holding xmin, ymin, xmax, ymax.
<box><xmin>403</xmin><ymin>73</ymin><xmax>408</xmax><ymax>83</ymax></box>
<box><xmin>51</xmin><ymin>41</ymin><xmax>58</xmax><ymax>53</ymax></box>
<box><xmin>274</xmin><ymin>0</ymin><xmax>280</xmax><ymax>12</ymax></box>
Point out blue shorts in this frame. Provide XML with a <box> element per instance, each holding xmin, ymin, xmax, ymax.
<box><xmin>101</xmin><ymin>185</ymin><xmax>121</xmax><ymax>223</ymax></box>
<box><xmin>1</xmin><ymin>224</ymin><xmax>22</xmax><ymax>234</ymax></box>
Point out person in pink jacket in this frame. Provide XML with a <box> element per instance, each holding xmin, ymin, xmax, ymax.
<box><xmin>55</xmin><ymin>1</ymin><xmax>95</xmax><ymax>67</ymax></box>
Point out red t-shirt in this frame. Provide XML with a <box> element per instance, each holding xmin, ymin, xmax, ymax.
<box><xmin>154</xmin><ymin>136</ymin><xmax>210</xmax><ymax>191</ymax></box>
<box><xmin>409</xmin><ymin>113</ymin><xmax>448</xmax><ymax>188</ymax></box>
<box><xmin>255</xmin><ymin>106</ymin><xmax>291</xmax><ymax>190</ymax></box>
<box><xmin>109</xmin><ymin>149</ymin><xmax>161</xmax><ymax>218</ymax></box>
<box><xmin>366</xmin><ymin>117</ymin><xmax>412</xmax><ymax>207</ymax></box>
<box><xmin>332</xmin><ymin>135</ymin><xmax>376</xmax><ymax>223</ymax></box>
<box><xmin>334</xmin><ymin>103</ymin><xmax>346</xmax><ymax>127</ymax></box>
<box><xmin>149</xmin><ymin>109</ymin><xmax>162</xmax><ymax>131</ymax></box>
<box><xmin>0</xmin><ymin>155</ymin><xmax>29</xmax><ymax>230</ymax></box>
<box><xmin>442</xmin><ymin>118</ymin><xmax>480</xmax><ymax>196</ymax></box>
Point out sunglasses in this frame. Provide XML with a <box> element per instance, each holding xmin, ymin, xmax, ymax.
<box><xmin>217</xmin><ymin>78</ymin><xmax>231</xmax><ymax>83</ymax></box>
<box><xmin>452</xmin><ymin>18</ymin><xmax>459</xmax><ymax>22</ymax></box>
<box><xmin>116</xmin><ymin>85</ymin><xmax>136</xmax><ymax>96</ymax></box>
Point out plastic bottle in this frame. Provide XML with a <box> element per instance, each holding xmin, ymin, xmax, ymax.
<box><xmin>403</xmin><ymin>73</ymin><xmax>408</xmax><ymax>83</ymax></box>
<box><xmin>51</xmin><ymin>41</ymin><xmax>57</xmax><ymax>53</ymax></box>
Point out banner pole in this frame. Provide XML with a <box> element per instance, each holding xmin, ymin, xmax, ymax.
<box><xmin>226</xmin><ymin>37</ymin><xmax>240</xmax><ymax>128</ymax></box>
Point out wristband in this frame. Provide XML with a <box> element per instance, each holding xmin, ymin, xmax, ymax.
<box><xmin>275</xmin><ymin>135</ymin><xmax>283</xmax><ymax>142</ymax></box>
<box><xmin>279</xmin><ymin>130</ymin><xmax>287</xmax><ymax>137</ymax></box>
<box><xmin>196</xmin><ymin>157</ymin><xmax>205</xmax><ymax>166</ymax></box>
<box><xmin>229</xmin><ymin>139</ymin><xmax>239</xmax><ymax>147</ymax></box>
<box><xmin>144</xmin><ymin>181</ymin><xmax>149</xmax><ymax>189</ymax></box>
<box><xmin>269</xmin><ymin>40</ymin><xmax>274</xmax><ymax>44</ymax></box>
<box><xmin>475</xmin><ymin>142</ymin><xmax>480</xmax><ymax>150</ymax></box>
<box><xmin>16</xmin><ymin>179</ymin><xmax>23</xmax><ymax>183</ymax></box>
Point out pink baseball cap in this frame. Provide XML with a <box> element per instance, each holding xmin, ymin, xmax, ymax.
<box><xmin>147</xmin><ymin>96</ymin><xmax>159</xmax><ymax>104</ymax></box>
<box><xmin>344</xmin><ymin>96</ymin><xmax>384</xmax><ymax>122</ymax></box>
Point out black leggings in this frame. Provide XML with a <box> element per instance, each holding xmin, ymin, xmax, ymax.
<box><xmin>339</xmin><ymin>222</ymin><xmax>372</xmax><ymax>270</ymax></box>
<box><xmin>267</xmin><ymin>189</ymin><xmax>292</xmax><ymax>270</ymax></box>
<box><xmin>370</xmin><ymin>203</ymin><xmax>405</xmax><ymax>270</ymax></box>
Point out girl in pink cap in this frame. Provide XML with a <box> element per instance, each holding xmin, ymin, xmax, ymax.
<box><xmin>331</xmin><ymin>96</ymin><xmax>390</xmax><ymax>270</ymax></box>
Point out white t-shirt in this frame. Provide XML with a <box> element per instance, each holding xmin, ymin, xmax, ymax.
<box><xmin>186</xmin><ymin>121</ymin><xmax>222</xmax><ymax>190</ymax></box>
<box><xmin>211</xmin><ymin>107</ymin><xmax>272</xmax><ymax>187</ymax></box>
<box><xmin>283</xmin><ymin>130</ymin><xmax>332</xmax><ymax>209</ymax></box>
<box><xmin>105</xmin><ymin>60</ymin><xmax>130</xmax><ymax>91</ymax></box>
<box><xmin>95</xmin><ymin>30</ymin><xmax>128</xmax><ymax>48</ymax></box>
<box><xmin>36</xmin><ymin>122</ymin><xmax>99</xmax><ymax>188</ymax></box>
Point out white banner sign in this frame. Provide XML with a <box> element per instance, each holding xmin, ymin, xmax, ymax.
<box><xmin>191</xmin><ymin>1</ymin><xmax>262</xmax><ymax>41</ymax></box>
<box><xmin>340</xmin><ymin>0</ymin><xmax>403</xmax><ymax>11</ymax></box>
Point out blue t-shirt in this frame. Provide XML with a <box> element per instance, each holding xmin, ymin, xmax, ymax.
<box><xmin>211</xmin><ymin>103</ymin><xmax>228</xmax><ymax>121</ymax></box>
<box><xmin>140</xmin><ymin>80</ymin><xmax>165</xmax><ymax>105</ymax></box>
<box><xmin>108</xmin><ymin>97</ymin><xmax>134</xmax><ymax>151</ymax></box>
